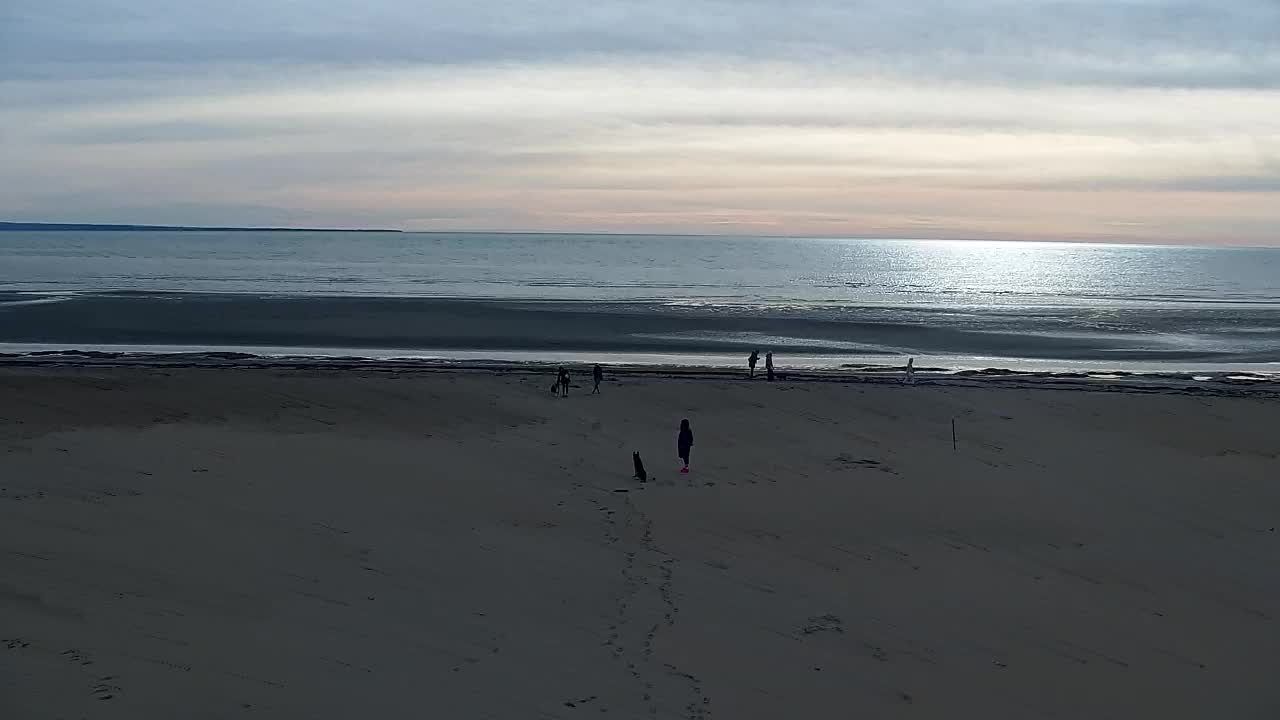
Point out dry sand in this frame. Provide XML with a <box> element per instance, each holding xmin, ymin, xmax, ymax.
<box><xmin>1</xmin><ymin>367</ymin><xmax>1278</xmax><ymax>718</ymax></box>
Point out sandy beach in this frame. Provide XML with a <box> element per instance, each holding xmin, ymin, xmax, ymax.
<box><xmin>2</xmin><ymin>366</ymin><xmax>1278</xmax><ymax>718</ymax></box>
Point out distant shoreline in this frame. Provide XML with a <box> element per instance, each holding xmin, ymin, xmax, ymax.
<box><xmin>0</xmin><ymin>351</ymin><xmax>1276</xmax><ymax>398</ymax></box>
<box><xmin>0</xmin><ymin>221</ymin><xmax>402</xmax><ymax>233</ymax></box>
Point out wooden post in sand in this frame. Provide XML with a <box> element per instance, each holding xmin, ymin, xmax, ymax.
<box><xmin>952</xmin><ymin>418</ymin><xmax>957</xmax><ymax>451</ymax></box>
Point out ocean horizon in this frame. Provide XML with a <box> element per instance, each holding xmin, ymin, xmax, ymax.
<box><xmin>2</xmin><ymin>230</ymin><xmax>1278</xmax><ymax>374</ymax></box>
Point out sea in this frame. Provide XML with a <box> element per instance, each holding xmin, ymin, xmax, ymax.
<box><xmin>1</xmin><ymin>231</ymin><xmax>1278</xmax><ymax>374</ymax></box>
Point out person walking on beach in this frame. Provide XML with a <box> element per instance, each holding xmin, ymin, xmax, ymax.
<box><xmin>677</xmin><ymin>418</ymin><xmax>694</xmax><ymax>474</ymax></box>
<box><xmin>558</xmin><ymin>367</ymin><xmax>570</xmax><ymax>397</ymax></box>
<box><xmin>592</xmin><ymin>364</ymin><xmax>603</xmax><ymax>395</ymax></box>
<box><xmin>904</xmin><ymin>357</ymin><xmax>916</xmax><ymax>385</ymax></box>
<box><xmin>765</xmin><ymin>351</ymin><xmax>775</xmax><ymax>381</ymax></box>
<box><xmin>748</xmin><ymin>350</ymin><xmax>759</xmax><ymax>379</ymax></box>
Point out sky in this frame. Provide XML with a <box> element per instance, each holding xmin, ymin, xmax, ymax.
<box><xmin>1</xmin><ymin>0</ymin><xmax>1278</xmax><ymax>244</ymax></box>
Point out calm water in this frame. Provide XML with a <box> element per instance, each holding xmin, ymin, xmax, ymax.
<box><xmin>2</xmin><ymin>231</ymin><xmax>1278</xmax><ymax>370</ymax></box>
<box><xmin>2</xmin><ymin>231</ymin><xmax>1278</xmax><ymax>306</ymax></box>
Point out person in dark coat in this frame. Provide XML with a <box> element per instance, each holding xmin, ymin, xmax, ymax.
<box><xmin>748</xmin><ymin>350</ymin><xmax>759</xmax><ymax>379</ymax></box>
<box><xmin>765</xmin><ymin>351</ymin><xmax>775</xmax><ymax>381</ymax></box>
<box><xmin>677</xmin><ymin>418</ymin><xmax>694</xmax><ymax>473</ymax></box>
<box><xmin>558</xmin><ymin>367</ymin><xmax>570</xmax><ymax>397</ymax></box>
<box><xmin>592</xmin><ymin>364</ymin><xmax>604</xmax><ymax>394</ymax></box>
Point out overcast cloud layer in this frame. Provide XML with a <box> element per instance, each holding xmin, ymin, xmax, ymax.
<box><xmin>2</xmin><ymin>0</ymin><xmax>1278</xmax><ymax>243</ymax></box>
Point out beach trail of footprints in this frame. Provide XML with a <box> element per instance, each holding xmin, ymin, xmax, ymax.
<box><xmin>573</xmin><ymin>452</ymin><xmax>903</xmax><ymax>717</ymax></box>
<box><xmin>584</xmin><ymin>485</ymin><xmax>711</xmax><ymax>719</ymax></box>
<box><xmin>1</xmin><ymin>639</ymin><xmax>123</xmax><ymax>703</ymax></box>
<box><xmin>7</xmin><ymin>436</ymin><xmax>887</xmax><ymax>716</ymax></box>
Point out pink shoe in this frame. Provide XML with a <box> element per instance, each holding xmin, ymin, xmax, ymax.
<box><xmin>680</xmin><ymin>466</ymin><xmax>689</xmax><ymax>474</ymax></box>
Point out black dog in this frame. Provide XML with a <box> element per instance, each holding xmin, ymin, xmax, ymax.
<box><xmin>632</xmin><ymin>451</ymin><xmax>649</xmax><ymax>482</ymax></box>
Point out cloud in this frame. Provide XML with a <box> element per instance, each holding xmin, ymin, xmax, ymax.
<box><xmin>1</xmin><ymin>0</ymin><xmax>1278</xmax><ymax>242</ymax></box>
<box><xmin>19</xmin><ymin>62</ymin><xmax>1280</xmax><ymax>141</ymax></box>
<box><xmin>49</xmin><ymin>120</ymin><xmax>292</xmax><ymax>144</ymax></box>
<box><xmin>4</xmin><ymin>0</ymin><xmax>1278</xmax><ymax>89</ymax></box>
<box><xmin>1164</xmin><ymin>177</ymin><xmax>1280</xmax><ymax>192</ymax></box>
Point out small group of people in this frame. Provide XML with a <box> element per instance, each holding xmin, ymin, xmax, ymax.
<box><xmin>747</xmin><ymin>349</ymin><xmax>776</xmax><ymax>381</ymax></box>
<box><xmin>553</xmin><ymin>352</ymin><xmax>918</xmax><ymax>481</ymax></box>
<box><xmin>554</xmin><ymin>364</ymin><xmax>695</xmax><ymax>476</ymax></box>
<box><xmin>746</xmin><ymin>350</ymin><xmax>918</xmax><ymax>384</ymax></box>
<box><xmin>553</xmin><ymin>363</ymin><xmax>606</xmax><ymax>397</ymax></box>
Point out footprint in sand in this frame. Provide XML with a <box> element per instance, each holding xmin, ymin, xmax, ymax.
<box><xmin>93</xmin><ymin>676</ymin><xmax>121</xmax><ymax>701</ymax></box>
<box><xmin>833</xmin><ymin>454</ymin><xmax>898</xmax><ymax>474</ymax></box>
<box><xmin>799</xmin><ymin>614</ymin><xmax>844</xmax><ymax>636</ymax></box>
<box><xmin>62</xmin><ymin>648</ymin><xmax>94</xmax><ymax>666</ymax></box>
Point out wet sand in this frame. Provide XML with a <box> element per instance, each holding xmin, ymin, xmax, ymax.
<box><xmin>2</xmin><ymin>367</ymin><xmax>1278</xmax><ymax>718</ymax></box>
<box><xmin>5</xmin><ymin>290</ymin><xmax>1280</xmax><ymax>364</ymax></box>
